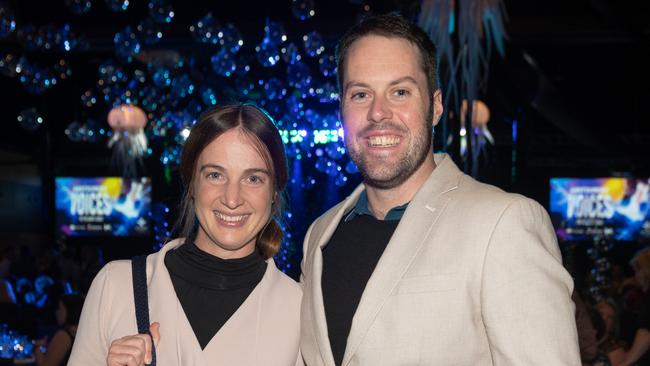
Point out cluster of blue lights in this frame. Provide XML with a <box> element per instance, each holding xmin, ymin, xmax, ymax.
<box><xmin>278</xmin><ymin>128</ymin><xmax>343</xmax><ymax>145</ymax></box>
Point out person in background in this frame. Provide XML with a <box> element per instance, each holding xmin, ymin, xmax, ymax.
<box><xmin>595</xmin><ymin>300</ymin><xmax>626</xmax><ymax>365</ymax></box>
<box><xmin>34</xmin><ymin>294</ymin><xmax>84</xmax><ymax>366</ymax></box>
<box><xmin>617</xmin><ymin>247</ymin><xmax>650</xmax><ymax>366</ymax></box>
<box><xmin>69</xmin><ymin>103</ymin><xmax>301</xmax><ymax>366</ymax></box>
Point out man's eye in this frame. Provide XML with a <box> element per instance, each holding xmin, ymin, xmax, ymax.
<box><xmin>207</xmin><ymin>172</ymin><xmax>222</xmax><ymax>180</ymax></box>
<box><xmin>351</xmin><ymin>92</ymin><xmax>367</xmax><ymax>100</ymax></box>
<box><xmin>395</xmin><ymin>89</ymin><xmax>410</xmax><ymax>97</ymax></box>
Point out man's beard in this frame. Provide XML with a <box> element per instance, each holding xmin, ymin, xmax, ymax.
<box><xmin>347</xmin><ymin>108</ymin><xmax>434</xmax><ymax>190</ymax></box>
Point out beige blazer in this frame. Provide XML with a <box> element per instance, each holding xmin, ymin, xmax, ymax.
<box><xmin>69</xmin><ymin>239</ymin><xmax>302</xmax><ymax>366</ymax></box>
<box><xmin>300</xmin><ymin>154</ymin><xmax>581</xmax><ymax>366</ymax></box>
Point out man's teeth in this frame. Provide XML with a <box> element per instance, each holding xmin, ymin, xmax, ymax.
<box><xmin>215</xmin><ymin>212</ymin><xmax>247</xmax><ymax>222</ymax></box>
<box><xmin>368</xmin><ymin>136</ymin><xmax>400</xmax><ymax>147</ymax></box>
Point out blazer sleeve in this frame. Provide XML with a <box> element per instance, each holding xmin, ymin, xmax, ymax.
<box><xmin>68</xmin><ymin>262</ymin><xmax>114</xmax><ymax>365</ymax></box>
<box><xmin>480</xmin><ymin>197</ymin><xmax>581</xmax><ymax>365</ymax></box>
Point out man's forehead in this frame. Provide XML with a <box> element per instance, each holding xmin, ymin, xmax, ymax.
<box><xmin>344</xmin><ymin>35</ymin><xmax>425</xmax><ymax>76</ymax></box>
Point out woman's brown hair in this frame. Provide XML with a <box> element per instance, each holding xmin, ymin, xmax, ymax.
<box><xmin>174</xmin><ymin>103</ymin><xmax>288</xmax><ymax>259</ymax></box>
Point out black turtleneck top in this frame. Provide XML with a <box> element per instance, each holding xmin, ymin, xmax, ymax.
<box><xmin>164</xmin><ymin>241</ymin><xmax>267</xmax><ymax>349</ymax></box>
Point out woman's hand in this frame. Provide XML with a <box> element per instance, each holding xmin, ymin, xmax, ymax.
<box><xmin>106</xmin><ymin>323</ymin><xmax>160</xmax><ymax>366</ymax></box>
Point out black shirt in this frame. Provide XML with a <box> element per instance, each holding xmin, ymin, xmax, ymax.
<box><xmin>164</xmin><ymin>241</ymin><xmax>267</xmax><ymax>349</ymax></box>
<box><xmin>321</xmin><ymin>215</ymin><xmax>400</xmax><ymax>366</ymax></box>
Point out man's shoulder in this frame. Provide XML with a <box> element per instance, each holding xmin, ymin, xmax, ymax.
<box><xmin>450</xmin><ymin>174</ymin><xmax>544</xmax><ymax>214</ymax></box>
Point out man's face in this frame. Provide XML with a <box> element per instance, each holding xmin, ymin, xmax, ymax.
<box><xmin>341</xmin><ymin>35</ymin><xmax>441</xmax><ymax>189</ymax></box>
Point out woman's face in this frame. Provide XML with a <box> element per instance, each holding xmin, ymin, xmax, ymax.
<box><xmin>192</xmin><ymin>128</ymin><xmax>274</xmax><ymax>259</ymax></box>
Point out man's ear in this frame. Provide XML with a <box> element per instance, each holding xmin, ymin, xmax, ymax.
<box><xmin>432</xmin><ymin>89</ymin><xmax>444</xmax><ymax>127</ymax></box>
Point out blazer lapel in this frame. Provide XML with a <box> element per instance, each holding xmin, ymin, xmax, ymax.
<box><xmin>341</xmin><ymin>154</ymin><xmax>462</xmax><ymax>366</ymax></box>
<box><xmin>308</xmin><ymin>184</ymin><xmax>365</xmax><ymax>366</ymax></box>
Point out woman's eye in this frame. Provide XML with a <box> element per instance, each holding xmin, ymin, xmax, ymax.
<box><xmin>247</xmin><ymin>175</ymin><xmax>264</xmax><ymax>184</ymax></box>
<box><xmin>207</xmin><ymin>172</ymin><xmax>223</xmax><ymax>180</ymax></box>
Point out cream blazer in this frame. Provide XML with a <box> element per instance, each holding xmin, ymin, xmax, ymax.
<box><xmin>300</xmin><ymin>154</ymin><xmax>581</xmax><ymax>366</ymax></box>
<box><xmin>69</xmin><ymin>239</ymin><xmax>302</xmax><ymax>366</ymax></box>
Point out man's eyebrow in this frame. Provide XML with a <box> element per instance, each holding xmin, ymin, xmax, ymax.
<box><xmin>343</xmin><ymin>81</ymin><xmax>370</xmax><ymax>93</ymax></box>
<box><xmin>389</xmin><ymin>76</ymin><xmax>419</xmax><ymax>86</ymax></box>
<box><xmin>343</xmin><ymin>76</ymin><xmax>419</xmax><ymax>93</ymax></box>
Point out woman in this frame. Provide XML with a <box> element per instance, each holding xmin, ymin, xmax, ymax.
<box><xmin>34</xmin><ymin>294</ymin><xmax>84</xmax><ymax>366</ymax></box>
<box><xmin>68</xmin><ymin>104</ymin><xmax>302</xmax><ymax>365</ymax></box>
<box><xmin>618</xmin><ymin>247</ymin><xmax>650</xmax><ymax>366</ymax></box>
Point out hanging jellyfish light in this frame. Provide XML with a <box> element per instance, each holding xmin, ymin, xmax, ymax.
<box><xmin>107</xmin><ymin>104</ymin><xmax>148</xmax><ymax>177</ymax></box>
<box><xmin>418</xmin><ymin>0</ymin><xmax>507</xmax><ymax>176</ymax></box>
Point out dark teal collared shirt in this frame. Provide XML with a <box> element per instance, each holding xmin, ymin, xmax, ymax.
<box><xmin>343</xmin><ymin>190</ymin><xmax>409</xmax><ymax>222</ymax></box>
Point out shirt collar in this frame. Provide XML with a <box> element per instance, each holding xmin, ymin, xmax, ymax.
<box><xmin>343</xmin><ymin>190</ymin><xmax>409</xmax><ymax>222</ymax></box>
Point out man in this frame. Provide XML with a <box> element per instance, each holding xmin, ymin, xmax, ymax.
<box><xmin>300</xmin><ymin>14</ymin><xmax>581</xmax><ymax>366</ymax></box>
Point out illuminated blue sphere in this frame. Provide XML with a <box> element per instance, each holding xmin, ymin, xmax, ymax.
<box><xmin>148</xmin><ymin>0</ymin><xmax>174</xmax><ymax>24</ymax></box>
<box><xmin>315</xmin><ymin>81</ymin><xmax>338</xmax><ymax>103</ymax></box>
<box><xmin>17</xmin><ymin>108</ymin><xmax>43</xmax><ymax>131</ymax></box>
<box><xmin>345</xmin><ymin>160</ymin><xmax>359</xmax><ymax>174</ymax></box>
<box><xmin>315</xmin><ymin>157</ymin><xmax>328</xmax><ymax>172</ymax></box>
<box><xmin>57</xmin><ymin>24</ymin><xmax>79</xmax><ymax>52</ymax></box>
<box><xmin>211</xmin><ymin>49</ymin><xmax>237</xmax><ymax>77</ymax></box>
<box><xmin>105</xmin><ymin>0</ymin><xmax>129</xmax><ymax>12</ymax></box>
<box><xmin>18</xmin><ymin>24</ymin><xmax>38</xmax><ymax>50</ymax></box>
<box><xmin>113</xmin><ymin>26</ymin><xmax>141</xmax><ymax>63</ymax></box>
<box><xmin>235</xmin><ymin>77</ymin><xmax>256</xmax><ymax>97</ymax></box>
<box><xmin>84</xmin><ymin>119</ymin><xmax>101</xmax><ymax>143</ymax></box>
<box><xmin>18</xmin><ymin>59</ymin><xmax>56</xmax><ymax>95</ymax></box>
<box><xmin>286</xmin><ymin>61</ymin><xmax>311</xmax><ymax>89</ymax></box>
<box><xmin>291</xmin><ymin>0</ymin><xmax>315</xmax><ymax>21</ymax></box>
<box><xmin>65</xmin><ymin>121</ymin><xmax>83</xmax><ymax>142</ymax></box>
<box><xmin>303</xmin><ymin>31</ymin><xmax>324</xmax><ymax>57</ymax></box>
<box><xmin>264</xmin><ymin>78</ymin><xmax>286</xmax><ymax>100</ymax></box>
<box><xmin>318</xmin><ymin>54</ymin><xmax>336</xmax><ymax>77</ymax></box>
<box><xmin>160</xmin><ymin>145</ymin><xmax>182</xmax><ymax>166</ymax></box>
<box><xmin>137</xmin><ymin>18</ymin><xmax>163</xmax><ymax>45</ymax></box>
<box><xmin>0</xmin><ymin>2</ymin><xmax>16</xmax><ymax>38</ymax></box>
<box><xmin>170</xmin><ymin>74</ymin><xmax>194</xmax><ymax>99</ymax></box>
<box><xmin>190</xmin><ymin>13</ymin><xmax>220</xmax><ymax>44</ymax></box>
<box><xmin>326</xmin><ymin>145</ymin><xmax>345</xmax><ymax>160</ymax></box>
<box><xmin>201</xmin><ymin>87</ymin><xmax>217</xmax><ymax>106</ymax></box>
<box><xmin>264</xmin><ymin>20</ymin><xmax>286</xmax><ymax>46</ymax></box>
<box><xmin>154</xmin><ymin>71</ymin><xmax>173</xmax><ymax>91</ymax></box>
<box><xmin>139</xmin><ymin>86</ymin><xmax>160</xmax><ymax>111</ymax></box>
<box><xmin>54</xmin><ymin>59</ymin><xmax>72</xmax><ymax>80</ymax></box>
<box><xmin>98</xmin><ymin>61</ymin><xmax>126</xmax><ymax>85</ymax></box>
<box><xmin>218</xmin><ymin>23</ymin><xmax>243</xmax><ymax>53</ymax></box>
<box><xmin>281</xmin><ymin>42</ymin><xmax>301</xmax><ymax>64</ymax></box>
<box><xmin>0</xmin><ymin>53</ymin><xmax>17</xmax><ymax>77</ymax></box>
<box><xmin>65</xmin><ymin>0</ymin><xmax>92</xmax><ymax>15</ymax></box>
<box><xmin>35</xmin><ymin>24</ymin><xmax>60</xmax><ymax>51</ymax></box>
<box><xmin>81</xmin><ymin>89</ymin><xmax>98</xmax><ymax>108</ymax></box>
<box><xmin>335</xmin><ymin>173</ymin><xmax>348</xmax><ymax>187</ymax></box>
<box><xmin>256</xmin><ymin>40</ymin><xmax>280</xmax><ymax>67</ymax></box>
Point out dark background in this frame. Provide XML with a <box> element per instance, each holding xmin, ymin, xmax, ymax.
<box><xmin>1</xmin><ymin>0</ymin><xmax>649</xmax><ymax>277</ymax></box>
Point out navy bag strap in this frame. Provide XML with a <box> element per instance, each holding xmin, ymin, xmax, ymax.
<box><xmin>131</xmin><ymin>255</ymin><xmax>156</xmax><ymax>366</ymax></box>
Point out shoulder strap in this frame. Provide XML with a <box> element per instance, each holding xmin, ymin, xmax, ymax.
<box><xmin>131</xmin><ymin>255</ymin><xmax>156</xmax><ymax>366</ymax></box>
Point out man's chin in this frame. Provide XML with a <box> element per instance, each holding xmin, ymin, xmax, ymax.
<box><xmin>361</xmin><ymin>171</ymin><xmax>410</xmax><ymax>190</ymax></box>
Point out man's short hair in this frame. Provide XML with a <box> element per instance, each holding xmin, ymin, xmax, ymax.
<box><xmin>335</xmin><ymin>13</ymin><xmax>439</xmax><ymax>102</ymax></box>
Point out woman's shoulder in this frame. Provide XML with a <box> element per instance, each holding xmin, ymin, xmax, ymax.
<box><xmin>265</xmin><ymin>262</ymin><xmax>301</xmax><ymax>297</ymax></box>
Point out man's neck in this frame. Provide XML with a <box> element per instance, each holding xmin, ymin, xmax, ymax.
<box><xmin>365</xmin><ymin>154</ymin><xmax>436</xmax><ymax>220</ymax></box>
